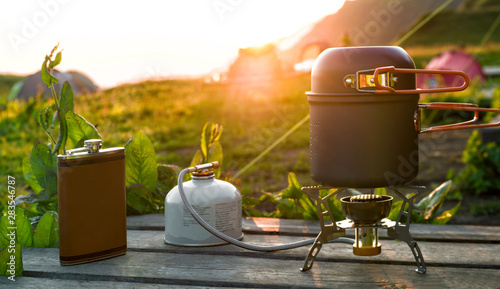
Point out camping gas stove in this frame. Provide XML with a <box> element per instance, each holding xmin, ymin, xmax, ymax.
<box><xmin>300</xmin><ymin>185</ymin><xmax>426</xmax><ymax>274</ymax></box>
<box><xmin>300</xmin><ymin>46</ymin><xmax>500</xmax><ymax>274</ymax></box>
<box><xmin>299</xmin><ymin>46</ymin><xmax>432</xmax><ymax>273</ymax></box>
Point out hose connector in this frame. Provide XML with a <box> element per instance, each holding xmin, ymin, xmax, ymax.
<box><xmin>187</xmin><ymin>161</ymin><xmax>220</xmax><ymax>173</ymax></box>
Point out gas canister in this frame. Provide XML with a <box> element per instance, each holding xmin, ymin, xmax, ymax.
<box><xmin>164</xmin><ymin>162</ymin><xmax>243</xmax><ymax>246</ymax></box>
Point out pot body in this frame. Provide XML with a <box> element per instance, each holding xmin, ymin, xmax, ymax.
<box><xmin>308</xmin><ymin>46</ymin><xmax>419</xmax><ymax>188</ymax></box>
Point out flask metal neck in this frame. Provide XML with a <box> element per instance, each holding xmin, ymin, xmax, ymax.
<box><xmin>66</xmin><ymin>139</ymin><xmax>103</xmax><ymax>155</ymax></box>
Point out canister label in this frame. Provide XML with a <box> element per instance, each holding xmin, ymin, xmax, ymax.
<box><xmin>216</xmin><ymin>200</ymin><xmax>242</xmax><ymax>233</ymax></box>
<box><xmin>182</xmin><ymin>199</ymin><xmax>242</xmax><ymax>233</ymax></box>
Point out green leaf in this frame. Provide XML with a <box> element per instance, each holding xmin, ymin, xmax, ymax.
<box><xmin>125</xmin><ymin>133</ymin><xmax>158</xmax><ymax>192</ymax></box>
<box><xmin>41</xmin><ymin>56</ymin><xmax>58</xmax><ymax>87</ymax></box>
<box><xmin>416</xmin><ymin>180</ymin><xmax>452</xmax><ymax>220</ymax></box>
<box><xmin>48</xmin><ymin>43</ymin><xmax>59</xmax><ymax>59</ymax></box>
<box><xmin>15</xmin><ymin>208</ymin><xmax>34</xmax><ymax>247</ymax></box>
<box><xmin>38</xmin><ymin>104</ymin><xmax>54</xmax><ymax>136</ymax></box>
<box><xmin>298</xmin><ymin>196</ymin><xmax>318</xmax><ymax>220</ymax></box>
<box><xmin>65</xmin><ymin>111</ymin><xmax>102</xmax><ymax>149</ymax></box>
<box><xmin>151</xmin><ymin>164</ymin><xmax>182</xmax><ymax>213</ymax></box>
<box><xmin>200</xmin><ymin>123</ymin><xmax>209</xmax><ymax>162</ymax></box>
<box><xmin>33</xmin><ymin>212</ymin><xmax>59</xmax><ymax>248</ymax></box>
<box><xmin>52</xmin><ymin>81</ymin><xmax>74</xmax><ymax>154</ymax></box>
<box><xmin>0</xmin><ymin>243</ymin><xmax>23</xmax><ymax>278</ymax></box>
<box><xmin>156</xmin><ymin>164</ymin><xmax>181</xmax><ymax>194</ymax></box>
<box><xmin>330</xmin><ymin>197</ymin><xmax>345</xmax><ymax>222</ymax></box>
<box><xmin>0</xmin><ymin>207</ymin><xmax>33</xmax><ymax>247</ymax></box>
<box><xmin>0</xmin><ymin>213</ymin><xmax>12</xmax><ymax>248</ymax></box>
<box><xmin>210</xmin><ymin>123</ymin><xmax>223</xmax><ymax>143</ymax></box>
<box><xmin>126</xmin><ymin>184</ymin><xmax>153</xmax><ymax>215</ymax></box>
<box><xmin>52</xmin><ymin>110</ymin><xmax>58</xmax><ymax>130</ymax></box>
<box><xmin>48</xmin><ymin>51</ymin><xmax>62</xmax><ymax>69</ymax></box>
<box><xmin>207</xmin><ymin>142</ymin><xmax>223</xmax><ymax>178</ymax></box>
<box><xmin>59</xmin><ymin>81</ymin><xmax>74</xmax><ymax>116</ymax></box>
<box><xmin>323</xmin><ymin>189</ymin><xmax>346</xmax><ymax>222</ymax></box>
<box><xmin>29</xmin><ymin>142</ymin><xmax>57</xmax><ymax>198</ymax></box>
<box><xmin>190</xmin><ymin>150</ymin><xmax>203</xmax><ymax>167</ymax></box>
<box><xmin>388</xmin><ymin>200</ymin><xmax>404</xmax><ymax>221</ymax></box>
<box><xmin>374</xmin><ymin>187</ymin><xmax>387</xmax><ymax>196</ymax></box>
<box><xmin>190</xmin><ymin>123</ymin><xmax>224</xmax><ymax>177</ymax></box>
<box><xmin>35</xmin><ymin>196</ymin><xmax>58</xmax><ymax>215</ymax></box>
<box><xmin>52</xmin><ymin>112</ymin><xmax>68</xmax><ymax>155</ymax></box>
<box><xmin>431</xmin><ymin>202</ymin><xmax>461</xmax><ymax>225</ymax></box>
<box><xmin>279</xmin><ymin>173</ymin><xmax>303</xmax><ymax>199</ymax></box>
<box><xmin>13</xmin><ymin>192</ymin><xmax>53</xmax><ymax>207</ymax></box>
<box><xmin>22</xmin><ymin>157</ymin><xmax>43</xmax><ymax>194</ymax></box>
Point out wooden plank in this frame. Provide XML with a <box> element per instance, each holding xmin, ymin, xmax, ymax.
<box><xmin>127</xmin><ymin>214</ymin><xmax>165</xmax><ymax>230</ymax></box>
<box><xmin>127</xmin><ymin>215</ymin><xmax>500</xmax><ymax>242</ymax></box>
<box><xmin>0</xmin><ymin>277</ymin><xmax>226</xmax><ymax>289</ymax></box>
<box><xmin>21</xmin><ymin>247</ymin><xmax>500</xmax><ymax>288</ymax></box>
<box><xmin>244</xmin><ymin>218</ymin><xmax>500</xmax><ymax>242</ymax></box>
<box><xmin>126</xmin><ymin>230</ymin><xmax>500</xmax><ymax>267</ymax></box>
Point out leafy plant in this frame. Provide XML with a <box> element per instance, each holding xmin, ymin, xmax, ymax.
<box><xmin>190</xmin><ymin>123</ymin><xmax>223</xmax><ymax>178</ymax></box>
<box><xmin>18</xmin><ymin>44</ymin><xmax>101</xmax><ymax>215</ymax></box>
<box><xmin>386</xmin><ymin>181</ymin><xmax>460</xmax><ymax>225</ymax></box>
<box><xmin>0</xmin><ymin>207</ymin><xmax>59</xmax><ymax>277</ymax></box>
<box><xmin>125</xmin><ymin>132</ymin><xmax>180</xmax><ymax>215</ymax></box>
<box><xmin>124</xmin><ymin>123</ymin><xmax>226</xmax><ymax>215</ymax></box>
<box><xmin>248</xmin><ymin>174</ymin><xmax>459</xmax><ymax>225</ymax></box>
<box><xmin>453</xmin><ymin>130</ymin><xmax>500</xmax><ymax>195</ymax></box>
<box><xmin>247</xmin><ymin>172</ymin><xmax>345</xmax><ymax>222</ymax></box>
<box><xmin>0</xmin><ymin>44</ymin><xmax>100</xmax><ymax>276</ymax></box>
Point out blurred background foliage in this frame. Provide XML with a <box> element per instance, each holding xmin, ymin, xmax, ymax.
<box><xmin>3</xmin><ymin>0</ymin><xmax>500</xmax><ymax>222</ymax></box>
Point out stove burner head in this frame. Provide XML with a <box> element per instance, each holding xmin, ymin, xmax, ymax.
<box><xmin>349</xmin><ymin>194</ymin><xmax>385</xmax><ymax>202</ymax></box>
<box><xmin>340</xmin><ymin>195</ymin><xmax>392</xmax><ymax>225</ymax></box>
<box><xmin>341</xmin><ymin>194</ymin><xmax>393</xmax><ymax>256</ymax></box>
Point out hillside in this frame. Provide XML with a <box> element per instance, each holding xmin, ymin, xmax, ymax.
<box><xmin>277</xmin><ymin>0</ymin><xmax>465</xmax><ymax>69</ymax></box>
<box><xmin>0</xmin><ymin>74</ymin><xmax>24</xmax><ymax>98</ymax></box>
<box><xmin>400</xmin><ymin>9</ymin><xmax>500</xmax><ymax>47</ymax></box>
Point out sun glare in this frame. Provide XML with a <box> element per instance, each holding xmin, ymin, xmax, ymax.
<box><xmin>0</xmin><ymin>0</ymin><xmax>346</xmax><ymax>87</ymax></box>
<box><xmin>235</xmin><ymin>0</ymin><xmax>345</xmax><ymax>48</ymax></box>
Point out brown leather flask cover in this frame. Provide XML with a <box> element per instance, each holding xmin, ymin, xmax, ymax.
<box><xmin>57</xmin><ymin>146</ymin><xmax>127</xmax><ymax>265</ymax></box>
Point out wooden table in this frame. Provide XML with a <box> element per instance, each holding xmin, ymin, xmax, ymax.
<box><xmin>5</xmin><ymin>215</ymin><xmax>500</xmax><ymax>288</ymax></box>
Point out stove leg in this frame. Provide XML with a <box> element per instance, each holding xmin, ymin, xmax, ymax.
<box><xmin>300</xmin><ymin>186</ymin><xmax>347</xmax><ymax>272</ymax></box>
<box><xmin>387</xmin><ymin>186</ymin><xmax>427</xmax><ymax>274</ymax></box>
<box><xmin>300</xmin><ymin>236</ymin><xmax>323</xmax><ymax>272</ymax></box>
<box><xmin>408</xmin><ymin>240</ymin><xmax>427</xmax><ymax>274</ymax></box>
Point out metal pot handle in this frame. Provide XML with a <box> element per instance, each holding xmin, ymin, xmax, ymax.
<box><xmin>418</xmin><ymin>102</ymin><xmax>500</xmax><ymax>133</ymax></box>
<box><xmin>371</xmin><ymin>66</ymin><xmax>469</xmax><ymax>94</ymax></box>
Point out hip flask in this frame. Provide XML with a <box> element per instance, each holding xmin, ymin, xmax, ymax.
<box><xmin>57</xmin><ymin>139</ymin><xmax>127</xmax><ymax>265</ymax></box>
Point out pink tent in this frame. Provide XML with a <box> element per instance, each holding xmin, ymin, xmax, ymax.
<box><xmin>416</xmin><ymin>50</ymin><xmax>485</xmax><ymax>90</ymax></box>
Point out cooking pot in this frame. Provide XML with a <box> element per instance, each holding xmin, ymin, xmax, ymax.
<box><xmin>308</xmin><ymin>46</ymin><xmax>500</xmax><ymax>188</ymax></box>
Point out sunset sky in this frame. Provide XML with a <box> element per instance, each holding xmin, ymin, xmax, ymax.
<box><xmin>0</xmin><ymin>0</ymin><xmax>345</xmax><ymax>88</ymax></box>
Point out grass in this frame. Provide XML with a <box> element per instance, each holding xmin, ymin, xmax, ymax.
<box><xmin>400</xmin><ymin>10</ymin><xmax>500</xmax><ymax>47</ymax></box>
<box><xmin>470</xmin><ymin>200</ymin><xmax>500</xmax><ymax>216</ymax></box>
<box><xmin>0</xmin><ymin>74</ymin><xmax>313</xmax><ymax>205</ymax></box>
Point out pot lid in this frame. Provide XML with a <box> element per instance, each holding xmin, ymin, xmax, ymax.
<box><xmin>308</xmin><ymin>46</ymin><xmax>416</xmax><ymax>96</ymax></box>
